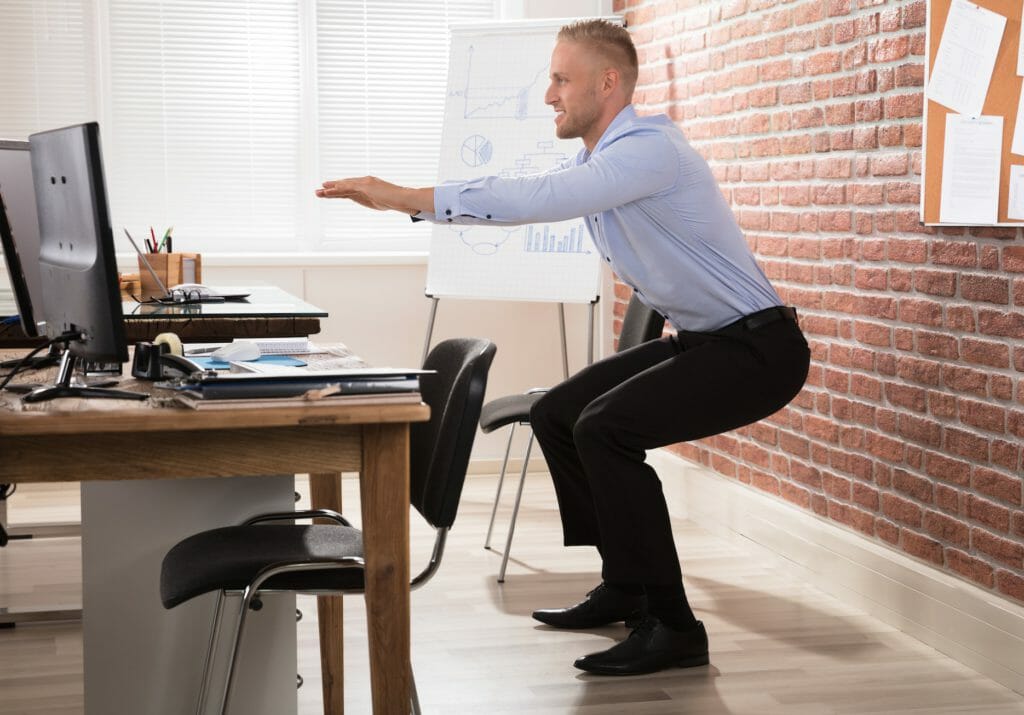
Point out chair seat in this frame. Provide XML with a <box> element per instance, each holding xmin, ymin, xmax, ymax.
<box><xmin>160</xmin><ymin>524</ymin><xmax>364</xmax><ymax>608</ymax></box>
<box><xmin>479</xmin><ymin>392</ymin><xmax>544</xmax><ymax>433</ymax></box>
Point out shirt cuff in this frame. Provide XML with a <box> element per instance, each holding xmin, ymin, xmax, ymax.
<box><xmin>435</xmin><ymin>180</ymin><xmax>470</xmax><ymax>223</ymax></box>
<box><xmin>410</xmin><ymin>211</ymin><xmax>436</xmax><ymax>223</ymax></box>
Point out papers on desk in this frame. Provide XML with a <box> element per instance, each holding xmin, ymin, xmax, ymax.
<box><xmin>158</xmin><ymin>365</ymin><xmax>431</xmax><ymax>401</ymax></box>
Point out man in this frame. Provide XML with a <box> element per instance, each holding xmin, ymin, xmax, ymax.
<box><xmin>316</xmin><ymin>19</ymin><xmax>810</xmax><ymax>676</ymax></box>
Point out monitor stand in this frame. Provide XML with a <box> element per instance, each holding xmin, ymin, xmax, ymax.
<box><xmin>23</xmin><ymin>350</ymin><xmax>147</xmax><ymax>403</ymax></box>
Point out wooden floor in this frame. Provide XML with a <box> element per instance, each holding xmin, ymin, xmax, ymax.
<box><xmin>2</xmin><ymin>474</ymin><xmax>1024</xmax><ymax>714</ymax></box>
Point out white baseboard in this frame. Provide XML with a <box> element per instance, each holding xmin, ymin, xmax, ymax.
<box><xmin>647</xmin><ymin>449</ymin><xmax>1024</xmax><ymax>696</ymax></box>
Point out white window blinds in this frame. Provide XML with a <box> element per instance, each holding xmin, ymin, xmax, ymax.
<box><xmin>1</xmin><ymin>0</ymin><xmax>497</xmax><ymax>254</ymax></box>
<box><xmin>105</xmin><ymin>0</ymin><xmax>303</xmax><ymax>253</ymax></box>
<box><xmin>316</xmin><ymin>1</ymin><xmax>496</xmax><ymax>251</ymax></box>
<box><xmin>0</xmin><ymin>0</ymin><xmax>97</xmax><ymax>141</ymax></box>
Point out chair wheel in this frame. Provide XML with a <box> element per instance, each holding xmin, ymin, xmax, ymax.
<box><xmin>296</xmin><ymin>608</ymin><xmax>302</xmax><ymax>622</ymax></box>
<box><xmin>297</xmin><ymin>673</ymin><xmax>303</xmax><ymax>689</ymax></box>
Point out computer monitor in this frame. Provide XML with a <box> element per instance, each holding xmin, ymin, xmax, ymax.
<box><xmin>22</xmin><ymin>122</ymin><xmax>145</xmax><ymax>402</ymax></box>
<box><xmin>0</xmin><ymin>139</ymin><xmax>44</xmax><ymax>338</ymax></box>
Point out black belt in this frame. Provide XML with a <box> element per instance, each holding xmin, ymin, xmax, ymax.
<box><xmin>712</xmin><ymin>306</ymin><xmax>797</xmax><ymax>337</ymax></box>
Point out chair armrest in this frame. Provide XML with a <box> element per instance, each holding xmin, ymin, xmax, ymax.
<box><xmin>243</xmin><ymin>509</ymin><xmax>352</xmax><ymax>527</ymax></box>
<box><xmin>526</xmin><ymin>387</ymin><xmax>550</xmax><ymax>394</ymax></box>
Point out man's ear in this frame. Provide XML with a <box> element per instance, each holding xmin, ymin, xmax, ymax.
<box><xmin>602</xmin><ymin>67</ymin><xmax>620</xmax><ymax>97</ymax></box>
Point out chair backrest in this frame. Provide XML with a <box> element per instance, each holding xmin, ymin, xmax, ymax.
<box><xmin>617</xmin><ymin>293</ymin><xmax>666</xmax><ymax>352</ymax></box>
<box><xmin>410</xmin><ymin>338</ymin><xmax>497</xmax><ymax>530</ymax></box>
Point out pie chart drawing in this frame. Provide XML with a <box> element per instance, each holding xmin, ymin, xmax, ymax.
<box><xmin>461</xmin><ymin>135</ymin><xmax>493</xmax><ymax>167</ymax></box>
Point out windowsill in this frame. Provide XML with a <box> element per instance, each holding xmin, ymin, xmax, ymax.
<box><xmin>115</xmin><ymin>251</ymin><xmax>430</xmax><ymax>268</ymax></box>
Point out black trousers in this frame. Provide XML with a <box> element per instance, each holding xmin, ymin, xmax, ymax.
<box><xmin>530</xmin><ymin>308</ymin><xmax>810</xmax><ymax>585</ymax></box>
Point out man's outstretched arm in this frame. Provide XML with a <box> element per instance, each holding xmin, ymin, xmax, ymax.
<box><xmin>315</xmin><ymin>176</ymin><xmax>434</xmax><ymax>216</ymax></box>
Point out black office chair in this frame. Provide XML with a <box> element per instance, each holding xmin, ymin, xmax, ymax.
<box><xmin>480</xmin><ymin>293</ymin><xmax>665</xmax><ymax>582</ymax></box>
<box><xmin>160</xmin><ymin>337</ymin><xmax>497</xmax><ymax>715</ymax></box>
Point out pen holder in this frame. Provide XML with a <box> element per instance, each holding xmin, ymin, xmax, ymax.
<box><xmin>138</xmin><ymin>252</ymin><xmax>202</xmax><ymax>298</ymax></box>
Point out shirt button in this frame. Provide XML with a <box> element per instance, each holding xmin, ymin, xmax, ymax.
<box><xmin>445</xmin><ymin>209</ymin><xmax>452</xmax><ymax>216</ymax></box>
<box><xmin>447</xmin><ymin>218</ymin><xmax>452</xmax><ymax>222</ymax></box>
<box><xmin>486</xmin><ymin>214</ymin><xmax>492</xmax><ymax>219</ymax></box>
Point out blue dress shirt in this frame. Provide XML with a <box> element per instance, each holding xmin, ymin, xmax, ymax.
<box><xmin>422</xmin><ymin>105</ymin><xmax>782</xmax><ymax>332</ymax></box>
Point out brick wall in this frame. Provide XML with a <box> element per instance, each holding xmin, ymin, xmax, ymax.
<box><xmin>612</xmin><ymin>0</ymin><xmax>1024</xmax><ymax>604</ymax></box>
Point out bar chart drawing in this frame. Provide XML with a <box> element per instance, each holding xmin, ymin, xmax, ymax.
<box><xmin>523</xmin><ymin>224</ymin><xmax>589</xmax><ymax>254</ymax></box>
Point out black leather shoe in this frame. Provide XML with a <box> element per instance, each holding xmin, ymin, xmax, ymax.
<box><xmin>573</xmin><ymin>616</ymin><xmax>709</xmax><ymax>675</ymax></box>
<box><xmin>532</xmin><ymin>583</ymin><xmax>646</xmax><ymax>629</ymax></box>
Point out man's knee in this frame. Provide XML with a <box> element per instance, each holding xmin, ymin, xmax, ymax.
<box><xmin>530</xmin><ymin>390</ymin><xmax>559</xmax><ymax>436</ymax></box>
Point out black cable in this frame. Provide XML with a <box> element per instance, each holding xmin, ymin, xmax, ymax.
<box><xmin>0</xmin><ymin>331</ymin><xmax>81</xmax><ymax>392</ymax></box>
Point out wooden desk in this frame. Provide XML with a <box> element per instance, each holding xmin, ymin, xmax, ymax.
<box><xmin>0</xmin><ymin>372</ymin><xmax>428</xmax><ymax>715</ymax></box>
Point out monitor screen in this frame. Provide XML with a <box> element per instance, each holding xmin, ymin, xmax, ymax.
<box><xmin>0</xmin><ymin>139</ymin><xmax>44</xmax><ymax>337</ymax></box>
<box><xmin>29</xmin><ymin>122</ymin><xmax>128</xmax><ymax>365</ymax></box>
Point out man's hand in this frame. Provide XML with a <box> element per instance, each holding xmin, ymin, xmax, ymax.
<box><xmin>315</xmin><ymin>177</ymin><xmax>433</xmax><ymax>216</ymax></box>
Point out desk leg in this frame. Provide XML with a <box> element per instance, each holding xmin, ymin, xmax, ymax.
<box><xmin>309</xmin><ymin>472</ymin><xmax>345</xmax><ymax>715</ymax></box>
<box><xmin>360</xmin><ymin>424</ymin><xmax>410</xmax><ymax>715</ymax></box>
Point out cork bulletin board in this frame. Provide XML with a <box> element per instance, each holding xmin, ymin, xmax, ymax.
<box><xmin>923</xmin><ymin>0</ymin><xmax>1024</xmax><ymax>225</ymax></box>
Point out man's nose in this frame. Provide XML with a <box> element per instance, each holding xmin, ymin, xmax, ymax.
<box><xmin>544</xmin><ymin>83</ymin><xmax>556</xmax><ymax>105</ymax></box>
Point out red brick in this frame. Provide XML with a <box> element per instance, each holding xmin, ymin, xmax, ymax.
<box><xmin>936</xmin><ymin>483</ymin><xmax>961</xmax><ymax>513</ymax></box>
<box><xmin>923</xmin><ymin>510</ymin><xmax>969</xmax><ymax>548</ymax></box>
<box><xmin>961</xmin><ymin>274</ymin><xmax>1010</xmax><ymax>305</ymax></box>
<box><xmin>978</xmin><ymin>309</ymin><xmax>1024</xmax><ymax>338</ymax></box>
<box><xmin>902</xmin><ymin>529</ymin><xmax>943</xmax><ymax>564</ymax></box>
<box><xmin>917</xmin><ymin>331</ymin><xmax>958</xmax><ymax>359</ymax></box>
<box><xmin>889</xmin><ymin>268</ymin><xmax>912</xmax><ymax>291</ymax></box>
<box><xmin>898</xmin><ymin>298</ymin><xmax>943</xmax><ymax>326</ymax></box>
<box><xmin>941</xmin><ymin>365</ymin><xmax>987</xmax><ymax>397</ymax></box>
<box><xmin>852</xmin><ymin>482</ymin><xmax>879</xmax><ymax>510</ymax></box>
<box><xmin>1004</xmin><ymin>246</ymin><xmax>1024</xmax><ymax>273</ymax></box>
<box><xmin>870</xmin><ymin>152</ymin><xmax>908</xmax><ymax>176</ymax></box>
<box><xmin>929</xmin><ymin>390</ymin><xmax>957</xmax><ymax>419</ymax></box>
<box><xmin>961</xmin><ymin>337</ymin><xmax>1010</xmax><ymax>369</ymax></box>
<box><xmin>924</xmin><ymin>452</ymin><xmax>971</xmax><ymax>485</ymax></box>
<box><xmin>751</xmin><ymin>469</ymin><xmax>780</xmax><ymax>495</ymax></box>
<box><xmin>940</xmin><ymin>306</ymin><xmax>974</xmax><ymax>334</ymax></box>
<box><xmin>823</xmin><ymin>470</ymin><xmax>852</xmax><ymax>499</ymax></box>
<box><xmin>876</xmin><ymin>518</ymin><xmax>900</xmax><ymax>544</ymax></box>
<box><xmin>914</xmin><ymin>270</ymin><xmax>957</xmax><ymax>296</ymax></box>
<box><xmin>898</xmin><ymin>413</ymin><xmax>942</xmax><ymax>446</ymax></box>
<box><xmin>971</xmin><ymin>529</ymin><xmax>1024</xmax><ymax>569</ymax></box>
<box><xmin>866</xmin><ymin>430</ymin><xmax>905</xmax><ymax>462</ymax></box>
<box><xmin>854</xmin><ymin>321</ymin><xmax>891</xmax><ymax>347</ymax></box>
<box><xmin>966</xmin><ymin>494</ymin><xmax>1010</xmax><ymax>532</ymax></box>
<box><xmin>946</xmin><ymin>548</ymin><xmax>995</xmax><ymax>588</ymax></box>
<box><xmin>996</xmin><ymin>570</ymin><xmax>1024</xmax><ymax>603</ymax></box>
<box><xmin>884</xmin><ymin>93</ymin><xmax>922</xmax><ymax>119</ymax></box>
<box><xmin>828</xmin><ymin>501</ymin><xmax>875</xmax><ymax>536</ymax></box>
<box><xmin>896</xmin><ymin>356</ymin><xmax>940</xmax><ymax>386</ymax></box>
<box><xmin>931</xmin><ymin>240</ymin><xmax>977</xmax><ymax>267</ymax></box>
<box><xmin>893</xmin><ymin>468</ymin><xmax>933</xmax><ymax>502</ymax></box>
<box><xmin>991</xmin><ymin>440</ymin><xmax>1020</xmax><ymax>472</ymax></box>
<box><xmin>959</xmin><ymin>398</ymin><xmax>1006</xmax><ymax>434</ymax></box>
<box><xmin>790</xmin><ymin>460</ymin><xmax>822</xmax><ymax>488</ymax></box>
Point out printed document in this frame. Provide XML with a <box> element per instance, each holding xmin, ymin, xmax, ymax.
<box><xmin>939</xmin><ymin>114</ymin><xmax>1002</xmax><ymax>224</ymax></box>
<box><xmin>927</xmin><ymin>0</ymin><xmax>1006</xmax><ymax>117</ymax></box>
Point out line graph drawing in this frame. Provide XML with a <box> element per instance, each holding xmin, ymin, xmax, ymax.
<box><xmin>448</xmin><ymin>45</ymin><xmax>552</xmax><ymax>120</ymax></box>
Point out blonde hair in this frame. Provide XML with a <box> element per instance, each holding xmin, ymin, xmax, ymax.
<box><xmin>557</xmin><ymin>19</ymin><xmax>638</xmax><ymax>98</ymax></box>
